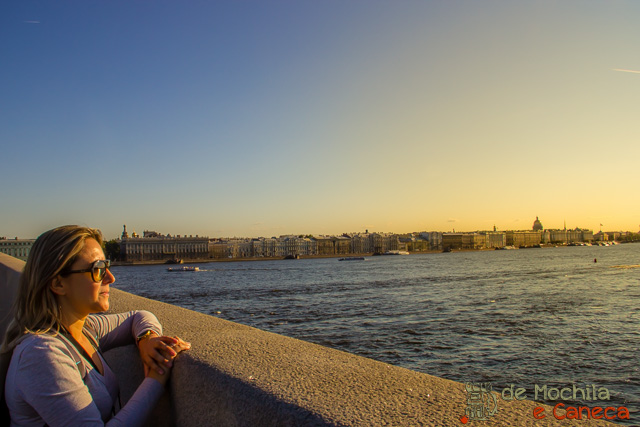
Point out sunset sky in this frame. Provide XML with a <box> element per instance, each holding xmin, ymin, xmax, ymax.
<box><xmin>2</xmin><ymin>1</ymin><xmax>639</xmax><ymax>239</ymax></box>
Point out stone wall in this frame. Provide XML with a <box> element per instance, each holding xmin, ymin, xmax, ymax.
<box><xmin>0</xmin><ymin>253</ymin><xmax>22</xmax><ymax>343</ymax></box>
<box><xmin>0</xmin><ymin>254</ymin><xmax>616</xmax><ymax>426</ymax></box>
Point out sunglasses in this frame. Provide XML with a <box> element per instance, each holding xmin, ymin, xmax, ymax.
<box><xmin>63</xmin><ymin>260</ymin><xmax>111</xmax><ymax>282</ymax></box>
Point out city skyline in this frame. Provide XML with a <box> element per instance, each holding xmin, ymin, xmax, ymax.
<box><xmin>3</xmin><ymin>216</ymin><xmax>635</xmax><ymax>241</ymax></box>
<box><xmin>2</xmin><ymin>1</ymin><xmax>639</xmax><ymax>239</ymax></box>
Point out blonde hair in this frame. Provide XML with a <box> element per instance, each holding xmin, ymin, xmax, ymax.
<box><xmin>1</xmin><ymin>225</ymin><xmax>104</xmax><ymax>353</ymax></box>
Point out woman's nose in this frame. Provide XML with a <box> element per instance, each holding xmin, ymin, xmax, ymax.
<box><xmin>103</xmin><ymin>268</ymin><xmax>115</xmax><ymax>284</ymax></box>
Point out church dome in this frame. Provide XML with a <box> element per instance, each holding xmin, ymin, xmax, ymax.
<box><xmin>532</xmin><ymin>216</ymin><xmax>543</xmax><ymax>231</ymax></box>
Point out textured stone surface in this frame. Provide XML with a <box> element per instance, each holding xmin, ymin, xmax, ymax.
<box><xmin>0</xmin><ymin>253</ymin><xmax>23</xmax><ymax>344</ymax></box>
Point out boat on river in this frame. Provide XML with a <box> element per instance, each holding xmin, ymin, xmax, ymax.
<box><xmin>382</xmin><ymin>250</ymin><xmax>410</xmax><ymax>255</ymax></box>
<box><xmin>339</xmin><ymin>257</ymin><xmax>366</xmax><ymax>261</ymax></box>
<box><xmin>167</xmin><ymin>266</ymin><xmax>200</xmax><ymax>272</ymax></box>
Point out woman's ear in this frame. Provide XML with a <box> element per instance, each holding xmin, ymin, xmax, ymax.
<box><xmin>50</xmin><ymin>276</ymin><xmax>66</xmax><ymax>296</ymax></box>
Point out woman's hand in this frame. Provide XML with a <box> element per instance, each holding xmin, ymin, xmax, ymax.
<box><xmin>138</xmin><ymin>334</ymin><xmax>178</xmax><ymax>374</ymax></box>
<box><xmin>139</xmin><ymin>333</ymin><xmax>191</xmax><ymax>385</ymax></box>
<box><xmin>166</xmin><ymin>336</ymin><xmax>191</xmax><ymax>355</ymax></box>
<box><xmin>145</xmin><ymin>360</ymin><xmax>172</xmax><ymax>386</ymax></box>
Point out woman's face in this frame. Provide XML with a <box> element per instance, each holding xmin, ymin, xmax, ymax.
<box><xmin>58</xmin><ymin>238</ymin><xmax>115</xmax><ymax>316</ymax></box>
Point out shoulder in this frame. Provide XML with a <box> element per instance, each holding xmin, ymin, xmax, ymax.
<box><xmin>15</xmin><ymin>333</ymin><xmax>70</xmax><ymax>354</ymax></box>
<box><xmin>9</xmin><ymin>333</ymin><xmax>82</xmax><ymax>389</ymax></box>
<box><xmin>12</xmin><ymin>333</ymin><xmax>76</xmax><ymax>366</ymax></box>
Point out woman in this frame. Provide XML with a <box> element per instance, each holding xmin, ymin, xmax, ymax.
<box><xmin>1</xmin><ymin>225</ymin><xmax>190</xmax><ymax>426</ymax></box>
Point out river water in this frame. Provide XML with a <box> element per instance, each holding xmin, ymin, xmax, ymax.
<box><xmin>111</xmin><ymin>244</ymin><xmax>639</xmax><ymax>423</ymax></box>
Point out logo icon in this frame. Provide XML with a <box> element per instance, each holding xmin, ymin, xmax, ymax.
<box><xmin>464</xmin><ymin>382</ymin><xmax>498</xmax><ymax>421</ymax></box>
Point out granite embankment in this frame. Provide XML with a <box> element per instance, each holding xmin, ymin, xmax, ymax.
<box><xmin>0</xmin><ymin>253</ymin><xmax>617</xmax><ymax>426</ymax></box>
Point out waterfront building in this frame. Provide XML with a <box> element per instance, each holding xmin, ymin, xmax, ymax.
<box><xmin>593</xmin><ymin>231</ymin><xmax>620</xmax><ymax>242</ymax></box>
<box><xmin>303</xmin><ymin>235</ymin><xmax>358</xmax><ymax>255</ymax></box>
<box><xmin>284</xmin><ymin>236</ymin><xmax>298</xmax><ymax>256</ymax></box>
<box><xmin>216</xmin><ymin>236</ymin><xmax>319</xmax><ymax>259</ymax></box>
<box><xmin>314</xmin><ymin>236</ymin><xmax>335</xmax><ymax>255</ymax></box>
<box><xmin>0</xmin><ymin>238</ymin><xmax>35</xmax><ymax>261</ymax></box>
<box><xmin>505</xmin><ymin>231</ymin><xmax>542</xmax><ymax>247</ymax></box>
<box><xmin>332</xmin><ymin>236</ymin><xmax>351</xmax><ymax>255</ymax></box>
<box><xmin>119</xmin><ymin>226</ymin><xmax>209</xmax><ymax>262</ymax></box>
<box><xmin>281</xmin><ymin>236</ymin><xmax>317</xmax><ymax>257</ymax></box>
<box><xmin>542</xmin><ymin>229</ymin><xmax>593</xmax><ymax>244</ymax></box>
<box><xmin>276</xmin><ymin>238</ymin><xmax>288</xmax><ymax>257</ymax></box>
<box><xmin>210</xmin><ymin>239</ymin><xmax>228</xmax><ymax>259</ymax></box>
<box><xmin>442</xmin><ymin>233</ymin><xmax>485</xmax><ymax>250</ymax></box>
<box><xmin>250</xmin><ymin>238</ymin><xmax>267</xmax><ymax>258</ymax></box>
<box><xmin>593</xmin><ymin>231</ymin><xmax>608</xmax><ymax>242</ymax></box>
<box><xmin>480</xmin><ymin>231</ymin><xmax>506</xmax><ymax>248</ymax></box>
<box><xmin>419</xmin><ymin>232</ymin><xmax>443</xmax><ymax>251</ymax></box>
<box><xmin>264</xmin><ymin>237</ymin><xmax>283</xmax><ymax>258</ymax></box>
<box><xmin>398</xmin><ymin>234</ymin><xmax>429</xmax><ymax>252</ymax></box>
<box><xmin>441</xmin><ymin>233</ymin><xmax>462</xmax><ymax>250</ymax></box>
<box><xmin>543</xmin><ymin>230</ymin><xmax>563</xmax><ymax>244</ymax></box>
<box><xmin>619</xmin><ymin>231</ymin><xmax>640</xmax><ymax>242</ymax></box>
<box><xmin>370</xmin><ymin>233</ymin><xmax>399</xmax><ymax>254</ymax></box>
<box><xmin>580</xmin><ymin>229</ymin><xmax>594</xmax><ymax>242</ymax></box>
<box><xmin>471</xmin><ymin>233</ymin><xmax>486</xmax><ymax>249</ymax></box>
<box><xmin>606</xmin><ymin>231</ymin><xmax>621</xmax><ymax>241</ymax></box>
<box><xmin>224</xmin><ymin>239</ymin><xmax>253</xmax><ymax>258</ymax></box>
<box><xmin>349</xmin><ymin>233</ymin><xmax>374</xmax><ymax>254</ymax></box>
<box><xmin>303</xmin><ymin>237</ymin><xmax>318</xmax><ymax>256</ymax></box>
<box><xmin>247</xmin><ymin>237</ymin><xmax>275</xmax><ymax>258</ymax></box>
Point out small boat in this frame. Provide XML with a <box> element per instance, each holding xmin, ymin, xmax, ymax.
<box><xmin>284</xmin><ymin>254</ymin><xmax>300</xmax><ymax>260</ymax></box>
<box><xmin>339</xmin><ymin>257</ymin><xmax>365</xmax><ymax>261</ymax></box>
<box><xmin>382</xmin><ymin>250</ymin><xmax>410</xmax><ymax>255</ymax></box>
<box><xmin>167</xmin><ymin>266</ymin><xmax>200</xmax><ymax>272</ymax></box>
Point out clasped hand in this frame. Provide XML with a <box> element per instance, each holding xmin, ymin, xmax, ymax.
<box><xmin>138</xmin><ymin>334</ymin><xmax>191</xmax><ymax>382</ymax></box>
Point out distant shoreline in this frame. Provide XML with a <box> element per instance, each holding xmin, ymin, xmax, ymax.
<box><xmin>111</xmin><ymin>243</ymin><xmax>606</xmax><ymax>267</ymax></box>
<box><xmin>113</xmin><ymin>252</ymin><xmax>381</xmax><ymax>266</ymax></box>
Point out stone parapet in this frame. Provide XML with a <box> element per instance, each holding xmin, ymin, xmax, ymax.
<box><xmin>0</xmin><ymin>253</ymin><xmax>23</xmax><ymax>344</ymax></box>
<box><xmin>0</xmin><ymin>254</ymin><xmax>616</xmax><ymax>426</ymax></box>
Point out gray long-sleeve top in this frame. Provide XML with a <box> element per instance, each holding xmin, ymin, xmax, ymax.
<box><xmin>5</xmin><ymin>311</ymin><xmax>165</xmax><ymax>426</ymax></box>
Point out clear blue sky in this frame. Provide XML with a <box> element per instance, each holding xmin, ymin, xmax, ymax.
<box><xmin>2</xmin><ymin>1</ymin><xmax>639</xmax><ymax>239</ymax></box>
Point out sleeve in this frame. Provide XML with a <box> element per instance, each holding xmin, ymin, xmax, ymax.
<box><xmin>107</xmin><ymin>378</ymin><xmax>164</xmax><ymax>426</ymax></box>
<box><xmin>85</xmin><ymin>311</ymin><xmax>163</xmax><ymax>352</ymax></box>
<box><xmin>12</xmin><ymin>336</ymin><xmax>165</xmax><ymax>427</ymax></box>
